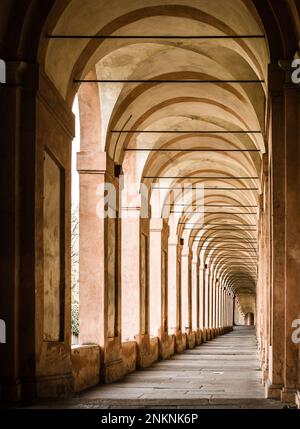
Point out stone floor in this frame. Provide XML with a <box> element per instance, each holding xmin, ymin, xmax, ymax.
<box><xmin>24</xmin><ymin>326</ymin><xmax>284</xmax><ymax>409</ymax></box>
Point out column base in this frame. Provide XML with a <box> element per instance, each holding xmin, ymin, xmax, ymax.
<box><xmin>202</xmin><ymin>328</ymin><xmax>207</xmax><ymax>342</ymax></box>
<box><xmin>101</xmin><ymin>336</ymin><xmax>124</xmax><ymax>383</ymax></box>
<box><xmin>186</xmin><ymin>329</ymin><xmax>196</xmax><ymax>349</ymax></box>
<box><xmin>72</xmin><ymin>344</ymin><xmax>100</xmax><ymax>393</ymax></box>
<box><xmin>22</xmin><ymin>373</ymin><xmax>74</xmax><ymax>400</ymax></box>
<box><xmin>281</xmin><ymin>387</ymin><xmax>297</xmax><ymax>404</ymax></box>
<box><xmin>159</xmin><ymin>333</ymin><xmax>174</xmax><ymax>360</ymax></box>
<box><xmin>295</xmin><ymin>390</ymin><xmax>300</xmax><ymax>409</ymax></box>
<box><xmin>265</xmin><ymin>381</ymin><xmax>282</xmax><ymax>400</ymax></box>
<box><xmin>135</xmin><ymin>333</ymin><xmax>153</xmax><ymax>369</ymax></box>
<box><xmin>174</xmin><ymin>331</ymin><xmax>187</xmax><ymax>353</ymax></box>
<box><xmin>149</xmin><ymin>337</ymin><xmax>159</xmax><ymax>364</ymax></box>
<box><xmin>195</xmin><ymin>329</ymin><xmax>202</xmax><ymax>346</ymax></box>
<box><xmin>122</xmin><ymin>341</ymin><xmax>137</xmax><ymax>374</ymax></box>
<box><xmin>206</xmin><ymin>329</ymin><xmax>211</xmax><ymax>341</ymax></box>
<box><xmin>0</xmin><ymin>378</ymin><xmax>22</xmax><ymax>402</ymax></box>
<box><xmin>261</xmin><ymin>365</ymin><xmax>269</xmax><ymax>385</ymax></box>
<box><xmin>101</xmin><ymin>358</ymin><xmax>124</xmax><ymax>384</ymax></box>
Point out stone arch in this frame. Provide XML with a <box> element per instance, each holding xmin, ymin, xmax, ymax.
<box><xmin>0</xmin><ymin>0</ymin><xmax>299</xmax><ymax>404</ymax></box>
<box><xmin>245</xmin><ymin>312</ymin><xmax>255</xmax><ymax>326</ymax></box>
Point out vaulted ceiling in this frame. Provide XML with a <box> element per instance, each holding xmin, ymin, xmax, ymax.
<box><xmin>44</xmin><ymin>0</ymin><xmax>273</xmax><ymax>300</ymax></box>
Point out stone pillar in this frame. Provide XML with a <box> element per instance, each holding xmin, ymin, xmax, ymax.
<box><xmin>221</xmin><ymin>287</ymin><xmax>225</xmax><ymax>329</ymax></box>
<box><xmin>121</xmin><ymin>204</ymin><xmax>140</xmax><ymax>341</ymax></box>
<box><xmin>257</xmin><ymin>191</ymin><xmax>266</xmax><ymax>367</ymax></box>
<box><xmin>215</xmin><ymin>281</ymin><xmax>219</xmax><ymax>334</ymax></box>
<box><xmin>229</xmin><ymin>293</ymin><xmax>232</xmax><ymax>327</ymax></box>
<box><xmin>205</xmin><ymin>267</ymin><xmax>210</xmax><ymax>339</ymax></box>
<box><xmin>78</xmin><ymin>151</ymin><xmax>123</xmax><ymax>382</ymax></box>
<box><xmin>220</xmin><ymin>285</ymin><xmax>224</xmax><ymax>331</ymax></box>
<box><xmin>122</xmin><ymin>193</ymin><xmax>150</xmax><ymax>368</ymax></box>
<box><xmin>281</xmin><ymin>72</ymin><xmax>300</xmax><ymax>403</ymax></box>
<box><xmin>230</xmin><ymin>294</ymin><xmax>233</xmax><ymax>327</ymax></box>
<box><xmin>212</xmin><ymin>273</ymin><xmax>216</xmax><ymax>335</ymax></box>
<box><xmin>149</xmin><ymin>218</ymin><xmax>170</xmax><ymax>358</ymax></box>
<box><xmin>0</xmin><ymin>68</ymin><xmax>76</xmax><ymax>400</ymax></box>
<box><xmin>199</xmin><ymin>264</ymin><xmax>206</xmax><ymax>340</ymax></box>
<box><xmin>265</xmin><ymin>63</ymin><xmax>286</xmax><ymax>399</ymax></box>
<box><xmin>209</xmin><ymin>270</ymin><xmax>214</xmax><ymax>334</ymax></box>
<box><xmin>225</xmin><ymin>291</ymin><xmax>229</xmax><ymax>327</ymax></box>
<box><xmin>223</xmin><ymin>289</ymin><xmax>227</xmax><ymax>328</ymax></box>
<box><xmin>191</xmin><ymin>253</ymin><xmax>201</xmax><ymax>344</ymax></box>
<box><xmin>28</xmin><ymin>70</ymin><xmax>75</xmax><ymax>398</ymax></box>
<box><xmin>181</xmin><ymin>246</ymin><xmax>194</xmax><ymax>348</ymax></box>
<box><xmin>168</xmin><ymin>235</ymin><xmax>185</xmax><ymax>352</ymax></box>
<box><xmin>218</xmin><ymin>285</ymin><xmax>221</xmax><ymax>331</ymax></box>
<box><xmin>0</xmin><ymin>61</ymin><xmax>24</xmax><ymax>401</ymax></box>
<box><xmin>168</xmin><ymin>235</ymin><xmax>179</xmax><ymax>334</ymax></box>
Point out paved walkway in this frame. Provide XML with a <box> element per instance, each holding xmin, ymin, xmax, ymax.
<box><xmin>32</xmin><ymin>326</ymin><xmax>283</xmax><ymax>409</ymax></box>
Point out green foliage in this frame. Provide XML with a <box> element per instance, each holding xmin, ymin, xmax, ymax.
<box><xmin>71</xmin><ymin>204</ymin><xmax>79</xmax><ymax>338</ymax></box>
<box><xmin>71</xmin><ymin>302</ymin><xmax>79</xmax><ymax>336</ymax></box>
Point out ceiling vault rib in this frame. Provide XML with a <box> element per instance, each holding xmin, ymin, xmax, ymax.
<box><xmin>75</xmin><ymin>79</ymin><xmax>265</xmax><ymax>83</ymax></box>
<box><xmin>146</xmin><ymin>177</ymin><xmax>259</xmax><ymax>180</ymax></box>
<box><xmin>173</xmin><ymin>212</ymin><xmax>257</xmax><ymax>215</ymax></box>
<box><xmin>111</xmin><ymin>130</ymin><xmax>262</xmax><ymax>134</ymax></box>
<box><xmin>47</xmin><ymin>35</ymin><xmax>266</xmax><ymax>40</ymax></box>
<box><xmin>167</xmin><ymin>204</ymin><xmax>258</xmax><ymax>207</ymax></box>
<box><xmin>127</xmin><ymin>149</ymin><xmax>260</xmax><ymax>152</ymax></box>
<box><xmin>154</xmin><ymin>187</ymin><xmax>259</xmax><ymax>190</ymax></box>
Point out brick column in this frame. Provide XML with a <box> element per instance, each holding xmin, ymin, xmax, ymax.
<box><xmin>121</xmin><ymin>192</ymin><xmax>150</xmax><ymax>368</ymax></box>
<box><xmin>205</xmin><ymin>267</ymin><xmax>210</xmax><ymax>339</ymax></box>
<box><xmin>149</xmin><ymin>218</ymin><xmax>170</xmax><ymax>358</ymax></box>
<box><xmin>209</xmin><ymin>270</ymin><xmax>214</xmax><ymax>334</ymax></box>
<box><xmin>199</xmin><ymin>264</ymin><xmax>206</xmax><ymax>340</ymax></box>
<box><xmin>265</xmin><ymin>63</ymin><xmax>286</xmax><ymax>399</ymax></box>
<box><xmin>181</xmin><ymin>246</ymin><xmax>194</xmax><ymax>348</ymax></box>
<box><xmin>191</xmin><ymin>252</ymin><xmax>201</xmax><ymax>344</ymax></box>
<box><xmin>215</xmin><ymin>281</ymin><xmax>220</xmax><ymax>334</ymax></box>
<box><xmin>281</xmin><ymin>71</ymin><xmax>300</xmax><ymax>403</ymax></box>
<box><xmin>78</xmin><ymin>151</ymin><xmax>123</xmax><ymax>382</ymax></box>
<box><xmin>168</xmin><ymin>235</ymin><xmax>185</xmax><ymax>352</ymax></box>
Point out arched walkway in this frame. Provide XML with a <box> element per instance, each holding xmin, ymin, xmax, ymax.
<box><xmin>0</xmin><ymin>0</ymin><xmax>300</xmax><ymax>409</ymax></box>
<box><xmin>27</xmin><ymin>327</ymin><xmax>283</xmax><ymax>409</ymax></box>
<box><xmin>77</xmin><ymin>327</ymin><xmax>268</xmax><ymax>405</ymax></box>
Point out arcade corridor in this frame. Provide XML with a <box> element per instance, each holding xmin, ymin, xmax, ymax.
<box><xmin>0</xmin><ymin>0</ymin><xmax>300</xmax><ymax>410</ymax></box>
<box><xmin>26</xmin><ymin>327</ymin><xmax>283</xmax><ymax>409</ymax></box>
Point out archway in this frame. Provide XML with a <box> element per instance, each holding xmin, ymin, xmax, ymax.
<box><xmin>245</xmin><ymin>312</ymin><xmax>255</xmax><ymax>326</ymax></box>
<box><xmin>0</xmin><ymin>0</ymin><xmax>299</xmax><ymax>407</ymax></box>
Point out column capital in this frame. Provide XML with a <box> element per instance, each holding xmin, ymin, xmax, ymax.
<box><xmin>150</xmin><ymin>217</ymin><xmax>163</xmax><ymax>231</ymax></box>
<box><xmin>77</xmin><ymin>151</ymin><xmax>115</xmax><ymax>176</ymax></box>
<box><xmin>182</xmin><ymin>245</ymin><xmax>192</xmax><ymax>258</ymax></box>
<box><xmin>192</xmin><ymin>253</ymin><xmax>199</xmax><ymax>265</ymax></box>
<box><xmin>168</xmin><ymin>234</ymin><xmax>179</xmax><ymax>246</ymax></box>
<box><xmin>150</xmin><ymin>217</ymin><xmax>169</xmax><ymax>233</ymax></box>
